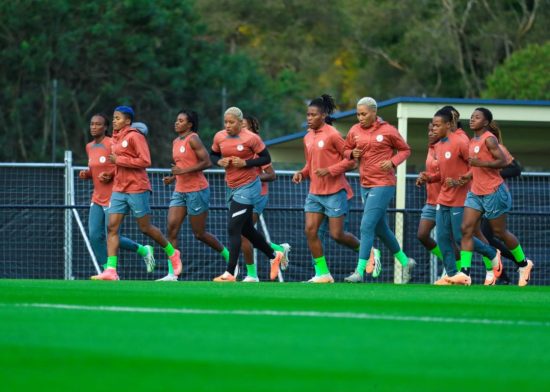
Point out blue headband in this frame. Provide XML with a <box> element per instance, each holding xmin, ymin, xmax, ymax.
<box><xmin>115</xmin><ymin>105</ymin><xmax>134</xmax><ymax>121</ymax></box>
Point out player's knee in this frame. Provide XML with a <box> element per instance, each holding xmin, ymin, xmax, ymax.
<box><xmin>329</xmin><ymin>228</ymin><xmax>344</xmax><ymax>242</ymax></box>
<box><xmin>193</xmin><ymin>230</ymin><xmax>205</xmax><ymax>241</ymax></box>
<box><xmin>304</xmin><ymin>225</ymin><xmax>317</xmax><ymax>239</ymax></box>
<box><xmin>491</xmin><ymin>226</ymin><xmax>506</xmax><ymax>239</ymax></box>
<box><xmin>416</xmin><ymin>230</ymin><xmax>429</xmax><ymax>245</ymax></box>
<box><xmin>461</xmin><ymin>222</ymin><xmax>474</xmax><ymax>238</ymax></box>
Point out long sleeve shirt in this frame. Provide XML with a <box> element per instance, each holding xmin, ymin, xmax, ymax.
<box><xmin>343</xmin><ymin>118</ymin><xmax>410</xmax><ymax>187</ymax></box>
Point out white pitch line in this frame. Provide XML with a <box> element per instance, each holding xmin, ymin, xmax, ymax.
<box><xmin>6</xmin><ymin>303</ymin><xmax>550</xmax><ymax>328</ymax></box>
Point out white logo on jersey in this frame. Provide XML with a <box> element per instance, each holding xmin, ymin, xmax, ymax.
<box><xmin>99</xmin><ymin>156</ymin><xmax>106</xmax><ymax>163</ymax></box>
<box><xmin>237</xmin><ymin>144</ymin><xmax>244</xmax><ymax>151</ymax></box>
<box><xmin>122</xmin><ymin>140</ymin><xmax>128</xmax><ymax>148</ymax></box>
<box><xmin>444</xmin><ymin>151</ymin><xmax>451</xmax><ymax>159</ymax></box>
<box><xmin>474</xmin><ymin>146</ymin><xmax>480</xmax><ymax>154</ymax></box>
<box><xmin>376</xmin><ymin>135</ymin><xmax>383</xmax><ymax>142</ymax></box>
<box><xmin>180</xmin><ymin>146</ymin><xmax>186</xmax><ymax>153</ymax></box>
<box><xmin>317</xmin><ymin>140</ymin><xmax>325</xmax><ymax>148</ymax></box>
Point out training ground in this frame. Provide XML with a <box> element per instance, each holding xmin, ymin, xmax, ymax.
<box><xmin>1</xmin><ymin>280</ymin><xmax>549</xmax><ymax>391</ymax></box>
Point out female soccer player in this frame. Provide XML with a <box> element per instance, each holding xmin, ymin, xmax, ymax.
<box><xmin>343</xmin><ymin>97</ymin><xmax>415</xmax><ymax>283</ymax></box>
<box><xmin>431</xmin><ymin>108</ymin><xmax>500</xmax><ymax>286</ymax></box>
<box><xmin>415</xmin><ymin>123</ymin><xmax>448</xmax><ymax>266</ymax></box>
<box><xmin>239</xmin><ymin>115</ymin><xmax>291</xmax><ymax>282</ymax></box>
<box><xmin>157</xmin><ymin>109</ymin><xmax>231</xmax><ymax>281</ymax></box>
<box><xmin>210</xmin><ymin>107</ymin><xmax>284</xmax><ymax>282</ymax></box>
<box><xmin>479</xmin><ymin>122</ymin><xmax>522</xmax><ymax>265</ymax></box>
<box><xmin>460</xmin><ymin>108</ymin><xmax>533</xmax><ymax>286</ymax></box>
<box><xmin>79</xmin><ymin>114</ymin><xmax>155</xmax><ymax>273</ymax></box>
<box><xmin>91</xmin><ymin>106</ymin><xmax>181</xmax><ymax>280</ymax></box>
<box><xmin>292</xmin><ymin>94</ymin><xmax>359</xmax><ymax>283</ymax></box>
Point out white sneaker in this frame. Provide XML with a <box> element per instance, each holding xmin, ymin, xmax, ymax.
<box><xmin>307</xmin><ymin>273</ymin><xmax>334</xmax><ymax>283</ymax></box>
<box><xmin>143</xmin><ymin>245</ymin><xmax>156</xmax><ymax>273</ymax></box>
<box><xmin>242</xmin><ymin>276</ymin><xmax>259</xmax><ymax>283</ymax></box>
<box><xmin>156</xmin><ymin>274</ymin><xmax>178</xmax><ymax>282</ymax></box>
<box><xmin>372</xmin><ymin>253</ymin><xmax>383</xmax><ymax>278</ymax></box>
<box><xmin>344</xmin><ymin>271</ymin><xmax>363</xmax><ymax>283</ymax></box>
<box><xmin>280</xmin><ymin>243</ymin><xmax>291</xmax><ymax>270</ymax></box>
<box><xmin>402</xmin><ymin>258</ymin><xmax>416</xmax><ymax>283</ymax></box>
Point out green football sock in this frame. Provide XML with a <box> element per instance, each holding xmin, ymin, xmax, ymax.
<box><xmin>314</xmin><ymin>256</ymin><xmax>330</xmax><ymax>275</ymax></box>
<box><xmin>312</xmin><ymin>259</ymin><xmax>320</xmax><ymax>276</ymax></box>
<box><xmin>510</xmin><ymin>244</ymin><xmax>526</xmax><ymax>263</ymax></box>
<box><xmin>270</xmin><ymin>242</ymin><xmax>284</xmax><ymax>252</ymax></box>
<box><xmin>356</xmin><ymin>258</ymin><xmax>367</xmax><ymax>277</ymax></box>
<box><xmin>246</xmin><ymin>263</ymin><xmax>258</xmax><ymax>278</ymax></box>
<box><xmin>220</xmin><ymin>247</ymin><xmax>230</xmax><ymax>262</ymax></box>
<box><xmin>394</xmin><ymin>250</ymin><xmax>409</xmax><ymax>266</ymax></box>
<box><xmin>167</xmin><ymin>259</ymin><xmax>174</xmax><ymax>275</ymax></box>
<box><xmin>456</xmin><ymin>260</ymin><xmax>461</xmax><ymax>271</ymax></box>
<box><xmin>164</xmin><ymin>243</ymin><xmax>175</xmax><ymax>257</ymax></box>
<box><xmin>106</xmin><ymin>256</ymin><xmax>117</xmax><ymax>269</ymax></box>
<box><xmin>136</xmin><ymin>244</ymin><xmax>148</xmax><ymax>257</ymax></box>
<box><xmin>460</xmin><ymin>250</ymin><xmax>473</xmax><ymax>269</ymax></box>
<box><xmin>482</xmin><ymin>256</ymin><xmax>493</xmax><ymax>271</ymax></box>
<box><xmin>430</xmin><ymin>245</ymin><xmax>443</xmax><ymax>261</ymax></box>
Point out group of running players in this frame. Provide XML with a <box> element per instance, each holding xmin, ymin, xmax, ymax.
<box><xmin>80</xmin><ymin>96</ymin><xmax>533</xmax><ymax>286</ymax></box>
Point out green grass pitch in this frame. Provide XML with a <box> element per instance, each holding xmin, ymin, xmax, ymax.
<box><xmin>1</xmin><ymin>280</ymin><xmax>549</xmax><ymax>391</ymax></box>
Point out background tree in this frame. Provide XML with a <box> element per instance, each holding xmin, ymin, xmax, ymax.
<box><xmin>482</xmin><ymin>41</ymin><xmax>550</xmax><ymax>100</ymax></box>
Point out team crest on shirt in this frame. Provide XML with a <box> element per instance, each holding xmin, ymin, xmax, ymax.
<box><xmin>474</xmin><ymin>146</ymin><xmax>480</xmax><ymax>153</ymax></box>
<box><xmin>180</xmin><ymin>146</ymin><xmax>186</xmax><ymax>153</ymax></box>
<box><xmin>317</xmin><ymin>140</ymin><xmax>325</xmax><ymax>148</ymax></box>
<box><xmin>122</xmin><ymin>140</ymin><xmax>128</xmax><ymax>148</ymax></box>
<box><xmin>237</xmin><ymin>144</ymin><xmax>244</xmax><ymax>151</ymax></box>
<box><xmin>99</xmin><ymin>156</ymin><xmax>106</xmax><ymax>163</ymax></box>
<box><xmin>444</xmin><ymin>151</ymin><xmax>451</xmax><ymax>159</ymax></box>
<box><xmin>376</xmin><ymin>135</ymin><xmax>383</xmax><ymax>142</ymax></box>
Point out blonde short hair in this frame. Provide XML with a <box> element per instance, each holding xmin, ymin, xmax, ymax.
<box><xmin>224</xmin><ymin>107</ymin><xmax>243</xmax><ymax>121</ymax></box>
<box><xmin>357</xmin><ymin>97</ymin><xmax>377</xmax><ymax>111</ymax></box>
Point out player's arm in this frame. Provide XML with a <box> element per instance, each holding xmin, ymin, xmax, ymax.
<box><xmin>172</xmin><ymin>134</ymin><xmax>211</xmax><ymax>175</ymax></box>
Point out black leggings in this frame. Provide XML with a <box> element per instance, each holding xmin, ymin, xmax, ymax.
<box><xmin>480</xmin><ymin>218</ymin><xmax>516</xmax><ymax>262</ymax></box>
<box><xmin>227</xmin><ymin>201</ymin><xmax>274</xmax><ymax>275</ymax></box>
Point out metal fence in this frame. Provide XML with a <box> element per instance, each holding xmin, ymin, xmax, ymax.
<box><xmin>1</xmin><ymin>151</ymin><xmax>549</xmax><ymax>284</ymax></box>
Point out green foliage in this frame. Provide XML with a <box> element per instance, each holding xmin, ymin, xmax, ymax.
<box><xmin>0</xmin><ymin>0</ymin><xmax>548</xmax><ymax>163</ymax></box>
<box><xmin>482</xmin><ymin>42</ymin><xmax>550</xmax><ymax>100</ymax></box>
<box><xmin>0</xmin><ymin>0</ymin><xmax>301</xmax><ymax>164</ymax></box>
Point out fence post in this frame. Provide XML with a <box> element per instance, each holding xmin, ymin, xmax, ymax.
<box><xmin>394</xmin><ymin>103</ymin><xmax>408</xmax><ymax>283</ymax></box>
<box><xmin>64</xmin><ymin>150</ymin><xmax>74</xmax><ymax>280</ymax></box>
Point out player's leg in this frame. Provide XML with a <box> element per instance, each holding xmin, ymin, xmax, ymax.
<box><xmin>88</xmin><ymin>203</ymin><xmax>107</xmax><ymax>269</ymax></box>
<box><xmin>132</xmin><ymin>192</ymin><xmax>181</xmax><ymax>276</ymax></box>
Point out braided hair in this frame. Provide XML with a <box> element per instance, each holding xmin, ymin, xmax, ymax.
<box><xmin>177</xmin><ymin>109</ymin><xmax>199</xmax><ymax>132</ymax></box>
<box><xmin>440</xmin><ymin>105</ymin><xmax>462</xmax><ymax>130</ymax></box>
<box><xmin>309</xmin><ymin>94</ymin><xmax>336</xmax><ymax>125</ymax></box>
<box><xmin>243</xmin><ymin>115</ymin><xmax>260</xmax><ymax>134</ymax></box>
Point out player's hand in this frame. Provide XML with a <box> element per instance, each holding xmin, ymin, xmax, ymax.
<box><xmin>231</xmin><ymin>157</ymin><xmax>246</xmax><ymax>168</ymax></box>
<box><xmin>218</xmin><ymin>157</ymin><xmax>231</xmax><ymax>168</ymax></box>
<box><xmin>109</xmin><ymin>154</ymin><xmax>117</xmax><ymax>163</ymax></box>
<box><xmin>314</xmin><ymin>168</ymin><xmax>329</xmax><ymax>177</ymax></box>
<box><xmin>78</xmin><ymin>170</ymin><xmax>88</xmax><ymax>179</ymax></box>
<box><xmin>458</xmin><ymin>173</ymin><xmax>472</xmax><ymax>186</ymax></box>
<box><xmin>171</xmin><ymin>164</ymin><xmax>185</xmax><ymax>175</ymax></box>
<box><xmin>352</xmin><ymin>148</ymin><xmax>362</xmax><ymax>159</ymax></box>
<box><xmin>445</xmin><ymin>177</ymin><xmax>457</xmax><ymax>188</ymax></box>
<box><xmin>163</xmin><ymin>176</ymin><xmax>175</xmax><ymax>185</ymax></box>
<box><xmin>292</xmin><ymin>171</ymin><xmax>303</xmax><ymax>184</ymax></box>
<box><xmin>468</xmin><ymin>157</ymin><xmax>484</xmax><ymax>167</ymax></box>
<box><xmin>416</xmin><ymin>172</ymin><xmax>428</xmax><ymax>187</ymax></box>
<box><xmin>98</xmin><ymin>172</ymin><xmax>112</xmax><ymax>183</ymax></box>
<box><xmin>380</xmin><ymin>160</ymin><xmax>394</xmax><ymax>172</ymax></box>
